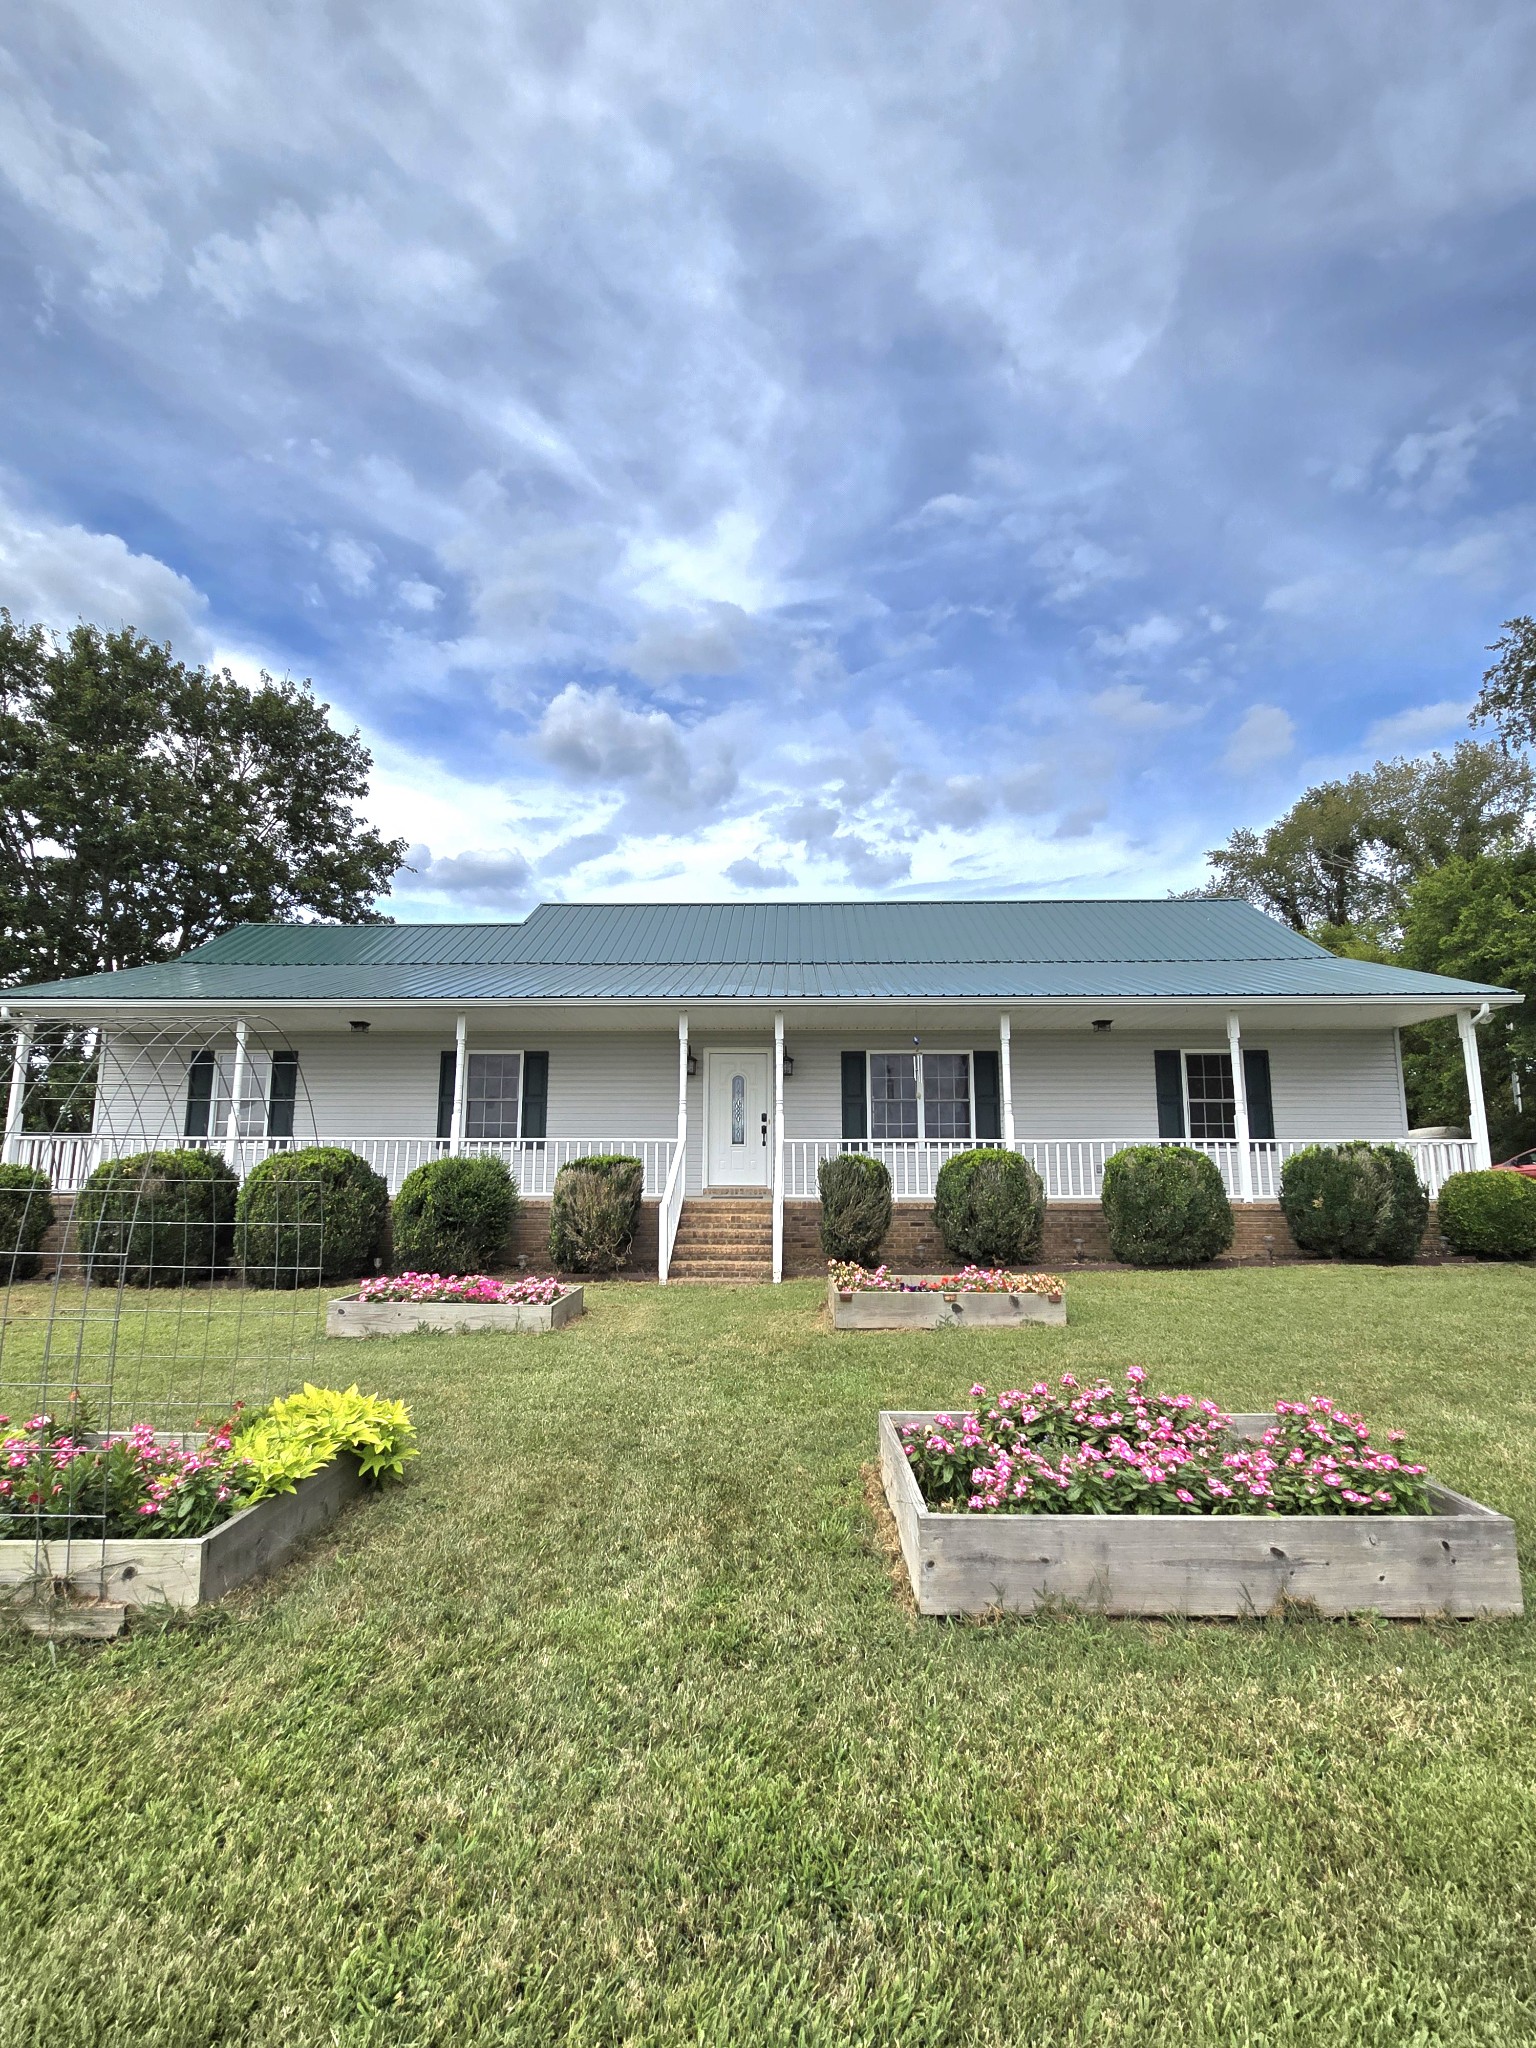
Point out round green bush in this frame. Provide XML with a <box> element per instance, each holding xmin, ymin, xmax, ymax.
<box><xmin>932</xmin><ymin>1148</ymin><xmax>1045</xmax><ymax>1267</ymax></box>
<box><xmin>392</xmin><ymin>1154</ymin><xmax>519</xmax><ymax>1274</ymax></box>
<box><xmin>1437</xmin><ymin>1169</ymin><xmax>1536</xmax><ymax>1259</ymax></box>
<box><xmin>235</xmin><ymin>1146</ymin><xmax>391</xmax><ymax>1288</ymax></box>
<box><xmin>817</xmin><ymin>1152</ymin><xmax>894</xmax><ymax>1266</ymax></box>
<box><xmin>548</xmin><ymin>1154</ymin><xmax>645</xmax><ymax>1274</ymax></box>
<box><xmin>76</xmin><ymin>1148</ymin><xmax>237</xmax><ymax>1286</ymax></box>
<box><xmin>1100</xmin><ymin>1145</ymin><xmax>1234</xmax><ymax>1267</ymax></box>
<box><xmin>1279</xmin><ymin>1142</ymin><xmax>1428</xmax><ymax>1263</ymax></box>
<box><xmin>0</xmin><ymin>1164</ymin><xmax>54</xmax><ymax>1283</ymax></box>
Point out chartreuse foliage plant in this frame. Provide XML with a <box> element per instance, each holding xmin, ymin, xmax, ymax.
<box><xmin>817</xmin><ymin>1153</ymin><xmax>892</xmax><ymax>1265</ymax></box>
<box><xmin>235</xmin><ymin>1145</ymin><xmax>391</xmax><ymax>1286</ymax></box>
<box><xmin>0</xmin><ymin>1163</ymin><xmax>53</xmax><ymax>1282</ymax></box>
<box><xmin>231</xmin><ymin>1383</ymin><xmax>417</xmax><ymax>1497</ymax></box>
<box><xmin>1279</xmin><ymin>1141</ymin><xmax>1429</xmax><ymax>1263</ymax></box>
<box><xmin>391</xmin><ymin>1155</ymin><xmax>518</xmax><ymax>1276</ymax></box>
<box><xmin>1100</xmin><ymin>1145</ymin><xmax>1234</xmax><ymax>1266</ymax></box>
<box><xmin>1436</xmin><ymin>1168</ymin><xmax>1536</xmax><ymax>1259</ymax></box>
<box><xmin>932</xmin><ymin>1148</ymin><xmax>1045</xmax><ymax>1265</ymax></box>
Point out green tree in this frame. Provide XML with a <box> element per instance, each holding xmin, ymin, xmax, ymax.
<box><xmin>1196</xmin><ymin>741</ymin><xmax>1532</xmax><ymax>952</ymax></box>
<box><xmin>1400</xmin><ymin>849</ymin><xmax>1536</xmax><ymax>1158</ymax></box>
<box><xmin>0</xmin><ymin>614</ymin><xmax>407</xmax><ymax>987</ymax></box>
<box><xmin>1474</xmin><ymin>616</ymin><xmax>1536</xmax><ymax>753</ymax></box>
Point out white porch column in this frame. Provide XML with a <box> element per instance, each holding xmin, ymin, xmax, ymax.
<box><xmin>1227</xmin><ymin>1011</ymin><xmax>1254</xmax><ymax>1202</ymax></box>
<box><xmin>677</xmin><ymin>1011</ymin><xmax>689</xmax><ymax>1153</ymax></box>
<box><xmin>222</xmin><ymin>1018</ymin><xmax>249</xmax><ymax>1167</ymax></box>
<box><xmin>450</xmin><ymin>1012</ymin><xmax>468</xmax><ymax>1154</ymax></box>
<box><xmin>3</xmin><ymin>1017</ymin><xmax>32</xmax><ymax>1166</ymax></box>
<box><xmin>999</xmin><ymin>1012</ymin><xmax>1015</xmax><ymax>1150</ymax></box>
<box><xmin>1458</xmin><ymin>1007</ymin><xmax>1493</xmax><ymax>1170</ymax></box>
<box><xmin>772</xmin><ymin>1012</ymin><xmax>785</xmax><ymax>1284</ymax></box>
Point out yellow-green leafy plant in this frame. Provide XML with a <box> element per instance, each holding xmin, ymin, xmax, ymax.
<box><xmin>232</xmin><ymin>1383</ymin><xmax>416</xmax><ymax>1499</ymax></box>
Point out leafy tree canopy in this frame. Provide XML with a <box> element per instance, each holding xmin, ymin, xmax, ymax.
<box><xmin>1474</xmin><ymin>616</ymin><xmax>1536</xmax><ymax>754</ymax></box>
<box><xmin>0</xmin><ymin>614</ymin><xmax>408</xmax><ymax>986</ymax></box>
<box><xmin>1195</xmin><ymin>740</ymin><xmax>1533</xmax><ymax>951</ymax></box>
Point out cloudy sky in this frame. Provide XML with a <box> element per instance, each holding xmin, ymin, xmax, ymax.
<box><xmin>2</xmin><ymin>3</ymin><xmax>1535</xmax><ymax>918</ymax></box>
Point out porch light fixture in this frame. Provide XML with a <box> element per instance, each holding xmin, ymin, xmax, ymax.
<box><xmin>782</xmin><ymin>1052</ymin><xmax>794</xmax><ymax>1078</ymax></box>
<box><xmin>1091</xmin><ymin>1018</ymin><xmax>1113</xmax><ymax>1032</ymax></box>
<box><xmin>349</xmin><ymin>1020</ymin><xmax>371</xmax><ymax>1033</ymax></box>
<box><xmin>686</xmin><ymin>1050</ymin><xmax>698</xmax><ymax>1077</ymax></box>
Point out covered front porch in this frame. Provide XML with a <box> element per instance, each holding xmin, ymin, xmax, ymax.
<box><xmin>6</xmin><ymin>993</ymin><xmax>1494</xmax><ymax>1281</ymax></box>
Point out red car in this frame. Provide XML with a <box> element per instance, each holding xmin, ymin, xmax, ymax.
<box><xmin>1494</xmin><ymin>1148</ymin><xmax>1536</xmax><ymax>1178</ymax></box>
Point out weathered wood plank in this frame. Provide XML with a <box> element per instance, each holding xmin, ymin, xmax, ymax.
<box><xmin>326</xmin><ymin>1287</ymin><xmax>585</xmax><ymax>1337</ymax></box>
<box><xmin>832</xmin><ymin>1282</ymin><xmax>1066</xmax><ymax>1330</ymax></box>
<box><xmin>879</xmin><ymin>1410</ymin><xmax>1524</xmax><ymax>1620</ymax></box>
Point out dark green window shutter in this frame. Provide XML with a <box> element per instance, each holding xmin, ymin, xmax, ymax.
<box><xmin>184</xmin><ymin>1051</ymin><xmax>214</xmax><ymax>1138</ymax></box>
<box><xmin>437</xmin><ymin>1050</ymin><xmax>456</xmax><ymax>1141</ymax></box>
<box><xmin>973</xmin><ymin>1049</ymin><xmax>1001</xmax><ymax>1140</ymax></box>
<box><xmin>1154</xmin><ymin>1051</ymin><xmax>1185</xmax><ymax>1139</ymax></box>
<box><xmin>267</xmin><ymin>1051</ymin><xmax>298</xmax><ymax>1139</ymax></box>
<box><xmin>1243</xmin><ymin>1049</ymin><xmax>1274</xmax><ymax>1141</ymax></box>
<box><xmin>840</xmin><ymin>1051</ymin><xmax>867</xmax><ymax>1140</ymax></box>
<box><xmin>521</xmin><ymin>1051</ymin><xmax>549</xmax><ymax>1139</ymax></box>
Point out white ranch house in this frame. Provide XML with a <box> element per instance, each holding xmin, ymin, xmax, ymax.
<box><xmin>4</xmin><ymin>899</ymin><xmax>1517</xmax><ymax>1280</ymax></box>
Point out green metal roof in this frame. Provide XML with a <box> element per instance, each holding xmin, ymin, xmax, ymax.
<box><xmin>9</xmin><ymin>899</ymin><xmax>1516</xmax><ymax>1005</ymax></box>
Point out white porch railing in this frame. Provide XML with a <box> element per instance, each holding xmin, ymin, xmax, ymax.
<box><xmin>18</xmin><ymin>1131</ymin><xmax>1478</xmax><ymax>1204</ymax></box>
<box><xmin>782</xmin><ymin>1136</ymin><xmax>1480</xmax><ymax>1202</ymax></box>
<box><xmin>15</xmin><ymin>1134</ymin><xmax>678</xmax><ymax>1199</ymax></box>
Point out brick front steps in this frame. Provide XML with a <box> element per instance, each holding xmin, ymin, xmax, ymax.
<box><xmin>667</xmin><ymin>1197</ymin><xmax>774</xmax><ymax>1282</ymax></box>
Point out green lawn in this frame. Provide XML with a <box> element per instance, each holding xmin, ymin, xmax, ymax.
<box><xmin>3</xmin><ymin>1268</ymin><xmax>1536</xmax><ymax>2047</ymax></box>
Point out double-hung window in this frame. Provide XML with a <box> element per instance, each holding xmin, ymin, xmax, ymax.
<box><xmin>868</xmin><ymin>1052</ymin><xmax>972</xmax><ymax>1143</ymax></box>
<box><xmin>267</xmin><ymin>1051</ymin><xmax>299</xmax><ymax>1139</ymax></box>
<box><xmin>1183</xmin><ymin>1050</ymin><xmax>1236</xmax><ymax>1141</ymax></box>
<box><xmin>465</xmin><ymin>1052</ymin><xmax>522</xmax><ymax>1140</ymax></box>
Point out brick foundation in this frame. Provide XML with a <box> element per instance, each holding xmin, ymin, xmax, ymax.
<box><xmin>782</xmin><ymin>1198</ymin><xmax>1449</xmax><ymax>1275</ymax></box>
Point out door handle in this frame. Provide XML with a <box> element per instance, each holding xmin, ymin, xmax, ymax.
<box><xmin>761</xmin><ymin>1112</ymin><xmax>768</xmax><ymax>1146</ymax></box>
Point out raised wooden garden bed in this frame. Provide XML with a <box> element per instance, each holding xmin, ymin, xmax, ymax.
<box><xmin>0</xmin><ymin>1454</ymin><xmax>367</xmax><ymax>1611</ymax></box>
<box><xmin>879</xmin><ymin>1411</ymin><xmax>1524</xmax><ymax>1619</ymax></box>
<box><xmin>326</xmin><ymin>1287</ymin><xmax>585</xmax><ymax>1338</ymax></box>
<box><xmin>831</xmin><ymin>1280</ymin><xmax>1065</xmax><ymax>1329</ymax></box>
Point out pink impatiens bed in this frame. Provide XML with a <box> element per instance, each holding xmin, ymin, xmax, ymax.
<box><xmin>901</xmin><ymin>1371</ymin><xmax>1430</xmax><ymax>1517</ymax></box>
<box><xmin>358</xmin><ymin>1272</ymin><xmax>568</xmax><ymax>1307</ymax></box>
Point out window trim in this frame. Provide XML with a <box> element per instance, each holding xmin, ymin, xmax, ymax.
<box><xmin>459</xmin><ymin>1046</ymin><xmax>525</xmax><ymax>1143</ymax></box>
<box><xmin>867</xmin><ymin>1048</ymin><xmax>974</xmax><ymax>1144</ymax></box>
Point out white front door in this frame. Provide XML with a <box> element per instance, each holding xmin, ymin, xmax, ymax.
<box><xmin>705</xmin><ymin>1051</ymin><xmax>771</xmax><ymax>1187</ymax></box>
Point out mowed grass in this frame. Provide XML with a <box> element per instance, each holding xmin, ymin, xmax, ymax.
<box><xmin>3</xmin><ymin>1267</ymin><xmax>1536</xmax><ymax>2048</ymax></box>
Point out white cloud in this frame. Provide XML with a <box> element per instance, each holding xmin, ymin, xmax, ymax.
<box><xmin>1364</xmin><ymin>699</ymin><xmax>1471</xmax><ymax>752</ymax></box>
<box><xmin>536</xmin><ymin>683</ymin><xmax>737</xmax><ymax>818</ymax></box>
<box><xmin>0</xmin><ymin>488</ymin><xmax>210</xmax><ymax>651</ymax></box>
<box><xmin>397</xmin><ymin>577</ymin><xmax>442</xmax><ymax>612</ymax></box>
<box><xmin>1087</xmin><ymin>683</ymin><xmax>1201</xmax><ymax>731</ymax></box>
<box><xmin>402</xmin><ymin>845</ymin><xmax>533</xmax><ymax>911</ymax></box>
<box><xmin>190</xmin><ymin>197</ymin><xmax>487</xmax><ymax>322</ymax></box>
<box><xmin>622</xmin><ymin>608</ymin><xmax>744</xmax><ymax>681</ymax></box>
<box><xmin>1222</xmin><ymin>704</ymin><xmax>1296</xmax><ymax>776</ymax></box>
<box><xmin>326</xmin><ymin>535</ymin><xmax>378</xmax><ymax>594</ymax></box>
<box><xmin>726</xmin><ymin>855</ymin><xmax>793</xmax><ymax>889</ymax></box>
<box><xmin>1262</xmin><ymin>575</ymin><xmax>1337</xmax><ymax>618</ymax></box>
<box><xmin>1092</xmin><ymin>613</ymin><xmax>1183</xmax><ymax>658</ymax></box>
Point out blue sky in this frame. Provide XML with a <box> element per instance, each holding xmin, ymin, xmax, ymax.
<box><xmin>2</xmin><ymin>3</ymin><xmax>1535</xmax><ymax>919</ymax></box>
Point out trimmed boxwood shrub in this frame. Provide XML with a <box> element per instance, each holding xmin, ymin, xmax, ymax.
<box><xmin>818</xmin><ymin>1153</ymin><xmax>893</xmax><ymax>1266</ymax></box>
<box><xmin>235</xmin><ymin>1145</ymin><xmax>391</xmax><ymax>1288</ymax></box>
<box><xmin>392</xmin><ymin>1154</ymin><xmax>519</xmax><ymax>1274</ymax></box>
<box><xmin>932</xmin><ymin>1148</ymin><xmax>1045</xmax><ymax>1266</ymax></box>
<box><xmin>0</xmin><ymin>1164</ymin><xmax>54</xmax><ymax>1283</ymax></box>
<box><xmin>1279</xmin><ymin>1142</ymin><xmax>1428</xmax><ymax>1264</ymax></box>
<box><xmin>1437</xmin><ymin>1169</ymin><xmax>1536</xmax><ymax>1259</ymax></box>
<box><xmin>76</xmin><ymin>1148</ymin><xmax>238</xmax><ymax>1286</ymax></box>
<box><xmin>549</xmin><ymin>1154</ymin><xmax>645</xmax><ymax>1274</ymax></box>
<box><xmin>1100</xmin><ymin>1145</ymin><xmax>1234</xmax><ymax>1267</ymax></box>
